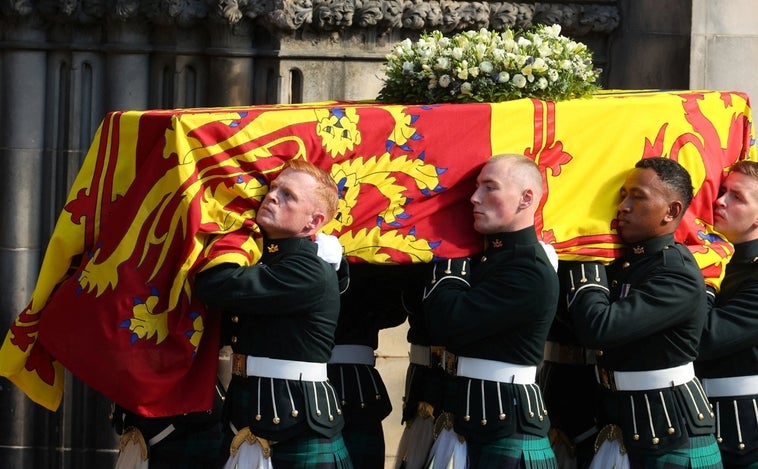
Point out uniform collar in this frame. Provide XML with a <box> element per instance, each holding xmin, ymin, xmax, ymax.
<box><xmin>624</xmin><ymin>233</ymin><xmax>675</xmax><ymax>260</ymax></box>
<box><xmin>261</xmin><ymin>236</ymin><xmax>312</xmax><ymax>262</ymax></box>
<box><xmin>732</xmin><ymin>238</ymin><xmax>758</xmax><ymax>264</ymax></box>
<box><xmin>484</xmin><ymin>226</ymin><xmax>538</xmax><ymax>252</ymax></box>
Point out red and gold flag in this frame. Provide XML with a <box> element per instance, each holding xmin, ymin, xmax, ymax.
<box><xmin>0</xmin><ymin>90</ymin><xmax>753</xmax><ymax>416</ymax></box>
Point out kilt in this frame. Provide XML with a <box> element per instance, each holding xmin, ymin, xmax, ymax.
<box><xmin>467</xmin><ymin>432</ymin><xmax>558</xmax><ymax>469</ymax></box>
<box><xmin>268</xmin><ymin>431</ymin><xmax>354</xmax><ymax>469</ymax></box>
<box><xmin>341</xmin><ymin>419</ymin><xmax>385</xmax><ymax>469</ymax></box>
<box><xmin>627</xmin><ymin>435</ymin><xmax>723</xmax><ymax>469</ymax></box>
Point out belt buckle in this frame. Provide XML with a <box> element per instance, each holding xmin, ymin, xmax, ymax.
<box><xmin>597</xmin><ymin>367</ymin><xmax>617</xmax><ymax>391</ymax></box>
<box><xmin>442</xmin><ymin>351</ymin><xmax>458</xmax><ymax>376</ymax></box>
<box><xmin>231</xmin><ymin>354</ymin><xmax>246</xmax><ymax>377</ymax></box>
<box><xmin>429</xmin><ymin>346</ymin><xmax>445</xmax><ymax>369</ymax></box>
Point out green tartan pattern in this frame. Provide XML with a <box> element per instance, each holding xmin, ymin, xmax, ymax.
<box><xmin>629</xmin><ymin>435</ymin><xmax>723</xmax><ymax>469</ymax></box>
<box><xmin>341</xmin><ymin>419</ymin><xmax>385</xmax><ymax>469</ymax></box>
<box><xmin>270</xmin><ymin>432</ymin><xmax>354</xmax><ymax>468</ymax></box>
<box><xmin>467</xmin><ymin>433</ymin><xmax>558</xmax><ymax>469</ymax></box>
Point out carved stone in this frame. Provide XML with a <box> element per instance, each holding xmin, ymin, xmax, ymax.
<box><xmin>0</xmin><ymin>0</ymin><xmax>620</xmax><ymax>37</ymax></box>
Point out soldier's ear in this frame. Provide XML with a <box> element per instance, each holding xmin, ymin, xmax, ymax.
<box><xmin>519</xmin><ymin>188</ymin><xmax>534</xmax><ymax>209</ymax></box>
<box><xmin>305</xmin><ymin>211</ymin><xmax>326</xmax><ymax>235</ymax></box>
<box><xmin>665</xmin><ymin>200</ymin><xmax>683</xmax><ymax>222</ymax></box>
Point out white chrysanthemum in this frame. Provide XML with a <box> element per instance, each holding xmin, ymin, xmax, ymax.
<box><xmin>537</xmin><ymin>77</ymin><xmax>548</xmax><ymax>89</ymax></box>
<box><xmin>512</xmin><ymin>74</ymin><xmax>527</xmax><ymax>88</ymax></box>
<box><xmin>435</xmin><ymin>57</ymin><xmax>450</xmax><ymax>71</ymax></box>
<box><xmin>460</xmin><ymin>82</ymin><xmax>473</xmax><ymax>95</ymax></box>
<box><xmin>497</xmin><ymin>71</ymin><xmax>510</xmax><ymax>83</ymax></box>
<box><xmin>480</xmin><ymin>61</ymin><xmax>494</xmax><ymax>74</ymax></box>
<box><xmin>439</xmin><ymin>74</ymin><xmax>452</xmax><ymax>88</ymax></box>
<box><xmin>402</xmin><ymin>61</ymin><xmax>415</xmax><ymax>73</ymax></box>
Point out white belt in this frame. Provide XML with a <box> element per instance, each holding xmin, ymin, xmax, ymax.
<box><xmin>238</xmin><ymin>355</ymin><xmax>327</xmax><ymax>381</ymax></box>
<box><xmin>328</xmin><ymin>345</ymin><xmax>376</xmax><ymax>366</ymax></box>
<box><xmin>703</xmin><ymin>375</ymin><xmax>758</xmax><ymax>398</ymax></box>
<box><xmin>598</xmin><ymin>362</ymin><xmax>695</xmax><ymax>391</ymax></box>
<box><xmin>455</xmin><ymin>356</ymin><xmax>536</xmax><ymax>384</ymax></box>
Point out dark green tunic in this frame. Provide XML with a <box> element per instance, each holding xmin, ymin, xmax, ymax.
<box><xmin>697</xmin><ymin>238</ymin><xmax>758</xmax><ymax>466</ymax></box>
<box><xmin>194</xmin><ymin>236</ymin><xmax>344</xmax><ymax>442</ymax></box>
<box><xmin>327</xmin><ymin>263</ymin><xmax>414</xmax><ymax>469</ymax></box>
<box><xmin>423</xmin><ymin>227</ymin><xmax>559</xmax><ymax>444</ymax></box>
<box><xmin>567</xmin><ymin>234</ymin><xmax>716</xmax><ymax>458</ymax></box>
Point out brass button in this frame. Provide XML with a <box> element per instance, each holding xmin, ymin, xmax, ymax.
<box><xmin>622</xmin><ymin>262</ymin><xmax>630</xmax><ymax>268</ymax></box>
<box><xmin>230</xmin><ymin>336</ymin><xmax>238</xmax><ymax>344</ymax></box>
<box><xmin>231</xmin><ymin>315</ymin><xmax>239</xmax><ymax>323</ymax></box>
<box><xmin>595</xmin><ymin>350</ymin><xmax>604</xmax><ymax>357</ymax></box>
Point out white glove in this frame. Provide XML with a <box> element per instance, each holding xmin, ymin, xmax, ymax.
<box><xmin>540</xmin><ymin>241</ymin><xmax>559</xmax><ymax>272</ymax></box>
<box><xmin>315</xmin><ymin>233</ymin><xmax>343</xmax><ymax>271</ymax></box>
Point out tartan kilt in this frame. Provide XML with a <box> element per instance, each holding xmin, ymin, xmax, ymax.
<box><xmin>340</xmin><ymin>419</ymin><xmax>385</xmax><ymax>469</ymax></box>
<box><xmin>466</xmin><ymin>433</ymin><xmax>558</xmax><ymax>469</ymax></box>
<box><xmin>627</xmin><ymin>434</ymin><xmax>723</xmax><ymax>469</ymax></box>
<box><xmin>269</xmin><ymin>431</ymin><xmax>354</xmax><ymax>469</ymax></box>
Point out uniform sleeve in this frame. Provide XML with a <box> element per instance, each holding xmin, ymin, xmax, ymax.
<box><xmin>193</xmin><ymin>253</ymin><xmax>327</xmax><ymax>315</ymax></box>
<box><xmin>568</xmin><ymin>260</ymin><xmax>703</xmax><ymax>349</ymax></box>
<box><xmin>698</xmin><ymin>276</ymin><xmax>758</xmax><ymax>360</ymax></box>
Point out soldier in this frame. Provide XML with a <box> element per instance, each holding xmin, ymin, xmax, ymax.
<box><xmin>421</xmin><ymin>154</ymin><xmax>559</xmax><ymax>468</ymax></box>
<box><xmin>394</xmin><ymin>264</ymin><xmax>446</xmax><ymax>469</ymax></box>
<box><xmin>697</xmin><ymin>160</ymin><xmax>758</xmax><ymax>467</ymax></box>
<box><xmin>194</xmin><ymin>159</ymin><xmax>352</xmax><ymax>468</ymax></box>
<box><xmin>538</xmin><ymin>265</ymin><xmax>601</xmax><ymax>469</ymax></box>
<box><xmin>327</xmin><ymin>262</ymin><xmax>414</xmax><ymax>469</ymax></box>
<box><xmin>563</xmin><ymin>157</ymin><xmax>722</xmax><ymax>468</ymax></box>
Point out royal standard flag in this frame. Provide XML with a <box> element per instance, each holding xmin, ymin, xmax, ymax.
<box><xmin>0</xmin><ymin>90</ymin><xmax>754</xmax><ymax>416</ymax></box>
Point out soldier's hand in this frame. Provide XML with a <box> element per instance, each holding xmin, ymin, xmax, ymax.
<box><xmin>423</xmin><ymin>257</ymin><xmax>471</xmax><ymax>300</ymax></box>
<box><xmin>315</xmin><ymin>233</ymin><xmax>343</xmax><ymax>270</ymax></box>
<box><xmin>563</xmin><ymin>261</ymin><xmax>608</xmax><ymax>308</ymax></box>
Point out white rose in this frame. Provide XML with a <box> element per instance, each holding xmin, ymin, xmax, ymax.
<box><xmin>402</xmin><ymin>61</ymin><xmax>415</xmax><ymax>73</ymax></box>
<box><xmin>460</xmin><ymin>82</ymin><xmax>473</xmax><ymax>95</ymax></box>
<box><xmin>439</xmin><ymin>74</ymin><xmax>452</xmax><ymax>88</ymax></box>
<box><xmin>452</xmin><ymin>47</ymin><xmax>464</xmax><ymax>60</ymax></box>
<box><xmin>480</xmin><ymin>61</ymin><xmax>493</xmax><ymax>74</ymax></box>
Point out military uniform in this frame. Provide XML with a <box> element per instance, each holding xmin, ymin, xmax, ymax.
<box><xmin>395</xmin><ymin>263</ymin><xmax>448</xmax><ymax>469</ymax></box>
<box><xmin>327</xmin><ymin>263</ymin><xmax>410</xmax><ymax>469</ymax></box>
<box><xmin>697</xmin><ymin>238</ymin><xmax>758</xmax><ymax>467</ymax></box>
<box><xmin>537</xmin><ymin>262</ymin><xmax>601</xmax><ymax>469</ymax></box>
<box><xmin>423</xmin><ymin>227</ymin><xmax>559</xmax><ymax>468</ymax></box>
<box><xmin>565</xmin><ymin>234</ymin><xmax>722</xmax><ymax>468</ymax></box>
<box><xmin>194</xmin><ymin>236</ymin><xmax>351</xmax><ymax>468</ymax></box>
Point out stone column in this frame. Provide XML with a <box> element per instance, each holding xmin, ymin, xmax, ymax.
<box><xmin>105</xmin><ymin>21</ymin><xmax>151</xmax><ymax>112</ymax></box>
<box><xmin>0</xmin><ymin>20</ymin><xmax>56</xmax><ymax>468</ymax></box>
